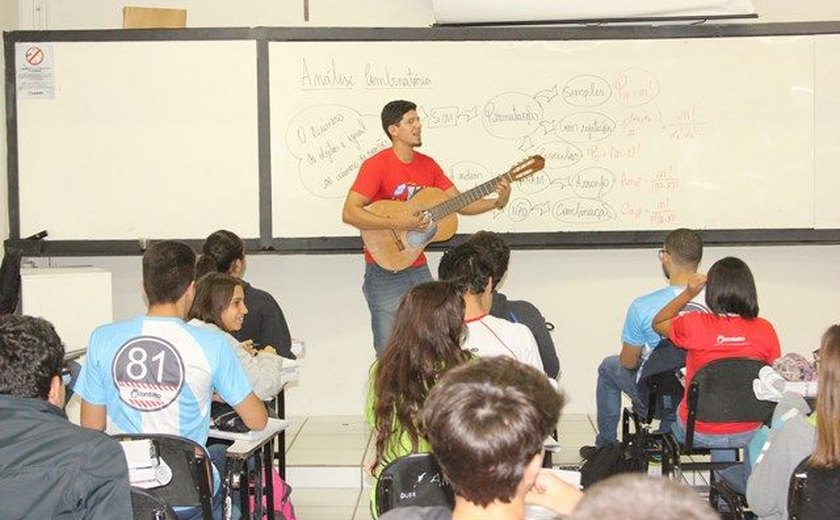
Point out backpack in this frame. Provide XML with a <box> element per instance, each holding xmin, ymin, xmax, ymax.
<box><xmin>579</xmin><ymin>431</ymin><xmax>648</xmax><ymax>488</ymax></box>
<box><xmin>248</xmin><ymin>467</ymin><xmax>298</xmax><ymax>520</ymax></box>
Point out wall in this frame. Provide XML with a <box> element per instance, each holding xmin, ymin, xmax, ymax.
<box><xmin>7</xmin><ymin>0</ymin><xmax>840</xmax><ymax>417</ymax></box>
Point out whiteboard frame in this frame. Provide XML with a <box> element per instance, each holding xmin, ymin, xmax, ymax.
<box><xmin>6</xmin><ymin>23</ymin><xmax>840</xmax><ymax>256</ymax></box>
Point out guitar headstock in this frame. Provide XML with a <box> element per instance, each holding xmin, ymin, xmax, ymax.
<box><xmin>507</xmin><ymin>155</ymin><xmax>545</xmax><ymax>181</ymax></box>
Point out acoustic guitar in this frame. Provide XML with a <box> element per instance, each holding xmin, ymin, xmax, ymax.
<box><xmin>361</xmin><ymin>155</ymin><xmax>545</xmax><ymax>271</ymax></box>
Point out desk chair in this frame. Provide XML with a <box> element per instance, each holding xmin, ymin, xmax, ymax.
<box><xmin>131</xmin><ymin>486</ymin><xmax>178</xmax><ymax>520</ymax></box>
<box><xmin>375</xmin><ymin>453</ymin><xmax>454</xmax><ymax>517</ymax></box>
<box><xmin>115</xmin><ymin>434</ymin><xmax>215</xmax><ymax>520</ymax></box>
<box><xmin>670</xmin><ymin>358</ymin><xmax>776</xmax><ymax>507</ymax></box>
<box><xmin>788</xmin><ymin>456</ymin><xmax>840</xmax><ymax>520</ymax></box>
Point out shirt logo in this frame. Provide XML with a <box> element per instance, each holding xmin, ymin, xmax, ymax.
<box><xmin>715</xmin><ymin>334</ymin><xmax>747</xmax><ymax>346</ymax></box>
<box><xmin>392</xmin><ymin>182</ymin><xmax>423</xmax><ymax>201</ymax></box>
<box><xmin>112</xmin><ymin>336</ymin><xmax>185</xmax><ymax>411</ymax></box>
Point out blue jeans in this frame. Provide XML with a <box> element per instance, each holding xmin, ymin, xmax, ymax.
<box><xmin>595</xmin><ymin>355</ymin><xmax>644</xmax><ymax>447</ymax></box>
<box><xmin>672</xmin><ymin>418</ymin><xmax>758</xmax><ymax>464</ymax></box>
<box><xmin>362</xmin><ymin>262</ymin><xmax>432</xmax><ymax>355</ymax></box>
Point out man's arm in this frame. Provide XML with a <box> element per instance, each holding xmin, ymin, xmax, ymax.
<box><xmin>232</xmin><ymin>392</ymin><xmax>268</xmax><ymax>431</ymax></box>
<box><xmin>80</xmin><ymin>400</ymin><xmax>107</xmax><ymax>431</ymax></box>
<box><xmin>619</xmin><ymin>343</ymin><xmax>643</xmax><ymax>370</ymax></box>
<box><xmin>342</xmin><ymin>190</ymin><xmax>427</xmax><ymax>231</ymax></box>
<box><xmin>448</xmin><ymin>177</ymin><xmax>511</xmax><ymax>216</ymax></box>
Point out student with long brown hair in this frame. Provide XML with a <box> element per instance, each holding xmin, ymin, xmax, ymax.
<box><xmin>201</xmin><ymin>230</ymin><xmax>295</xmax><ymax>359</ymax></box>
<box><xmin>365</xmin><ymin>281</ymin><xmax>471</xmax><ymax>515</ymax></box>
<box><xmin>747</xmin><ymin>324</ymin><xmax>840</xmax><ymax>520</ymax></box>
<box><xmin>188</xmin><ymin>272</ymin><xmax>286</xmax><ymax>401</ymax></box>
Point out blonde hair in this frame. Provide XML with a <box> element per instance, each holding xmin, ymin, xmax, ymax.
<box><xmin>811</xmin><ymin>324</ymin><xmax>840</xmax><ymax>468</ymax></box>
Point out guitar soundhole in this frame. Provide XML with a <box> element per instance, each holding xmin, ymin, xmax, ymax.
<box><xmin>406</xmin><ymin>223</ymin><xmax>438</xmax><ymax>248</ymax></box>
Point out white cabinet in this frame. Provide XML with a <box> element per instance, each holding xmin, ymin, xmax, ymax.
<box><xmin>21</xmin><ymin>267</ymin><xmax>112</xmax><ymax>351</ymax></box>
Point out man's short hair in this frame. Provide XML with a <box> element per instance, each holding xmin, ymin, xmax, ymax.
<box><xmin>0</xmin><ymin>315</ymin><xmax>64</xmax><ymax>399</ymax></box>
<box><xmin>422</xmin><ymin>356</ymin><xmax>564</xmax><ymax>507</ymax></box>
<box><xmin>438</xmin><ymin>244</ymin><xmax>493</xmax><ymax>295</ymax></box>
<box><xmin>568</xmin><ymin>474</ymin><xmax>718</xmax><ymax>520</ymax></box>
<box><xmin>381</xmin><ymin>100</ymin><xmax>417</xmax><ymax>140</ymax></box>
<box><xmin>142</xmin><ymin>240</ymin><xmax>196</xmax><ymax>305</ymax></box>
<box><xmin>463</xmin><ymin>231</ymin><xmax>510</xmax><ymax>290</ymax></box>
<box><xmin>664</xmin><ymin>228</ymin><xmax>703</xmax><ymax>268</ymax></box>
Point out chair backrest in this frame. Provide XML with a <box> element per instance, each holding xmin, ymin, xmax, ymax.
<box><xmin>684</xmin><ymin>358</ymin><xmax>776</xmax><ymax>449</ymax></box>
<box><xmin>115</xmin><ymin>433</ymin><xmax>215</xmax><ymax>520</ymax></box>
<box><xmin>130</xmin><ymin>486</ymin><xmax>178</xmax><ymax>520</ymax></box>
<box><xmin>788</xmin><ymin>456</ymin><xmax>840</xmax><ymax>520</ymax></box>
<box><xmin>375</xmin><ymin>453</ymin><xmax>454</xmax><ymax>516</ymax></box>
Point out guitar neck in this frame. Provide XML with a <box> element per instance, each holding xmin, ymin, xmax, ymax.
<box><xmin>427</xmin><ymin>172</ymin><xmax>510</xmax><ymax>221</ymax></box>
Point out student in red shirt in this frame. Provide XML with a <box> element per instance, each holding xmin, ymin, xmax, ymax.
<box><xmin>653</xmin><ymin>256</ymin><xmax>781</xmax><ymax>461</ymax></box>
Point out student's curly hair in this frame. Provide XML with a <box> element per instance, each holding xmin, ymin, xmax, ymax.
<box><xmin>370</xmin><ymin>281</ymin><xmax>470</xmax><ymax>471</ymax></box>
<box><xmin>463</xmin><ymin>231</ymin><xmax>510</xmax><ymax>290</ymax></box>
<box><xmin>0</xmin><ymin>315</ymin><xmax>64</xmax><ymax>399</ymax></box>
<box><xmin>438</xmin><ymin>244</ymin><xmax>494</xmax><ymax>295</ymax></box>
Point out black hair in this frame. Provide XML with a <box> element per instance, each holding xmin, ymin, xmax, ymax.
<box><xmin>381</xmin><ymin>100</ymin><xmax>417</xmax><ymax>140</ymax></box>
<box><xmin>705</xmin><ymin>256</ymin><xmax>759</xmax><ymax>319</ymax></box>
<box><xmin>0</xmin><ymin>315</ymin><xmax>64</xmax><ymax>399</ymax></box>
<box><xmin>202</xmin><ymin>230</ymin><xmax>245</xmax><ymax>274</ymax></box>
<box><xmin>438</xmin><ymin>244</ymin><xmax>493</xmax><ymax>295</ymax></box>
<box><xmin>142</xmin><ymin>240</ymin><xmax>196</xmax><ymax>305</ymax></box>
<box><xmin>664</xmin><ymin>228</ymin><xmax>703</xmax><ymax>268</ymax></box>
<box><xmin>463</xmin><ymin>230</ymin><xmax>510</xmax><ymax>290</ymax></box>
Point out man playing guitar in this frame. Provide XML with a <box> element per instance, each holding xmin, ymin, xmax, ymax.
<box><xmin>342</xmin><ymin>99</ymin><xmax>510</xmax><ymax>355</ymax></box>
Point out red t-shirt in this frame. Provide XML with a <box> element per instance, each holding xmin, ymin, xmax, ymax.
<box><xmin>670</xmin><ymin>313</ymin><xmax>781</xmax><ymax>435</ymax></box>
<box><xmin>350</xmin><ymin>148</ymin><xmax>454</xmax><ymax>266</ymax></box>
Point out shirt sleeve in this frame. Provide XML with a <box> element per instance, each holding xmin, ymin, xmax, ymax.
<box><xmin>211</xmin><ymin>336</ymin><xmax>254</xmax><ymax>407</ymax></box>
<box><xmin>430</xmin><ymin>159</ymin><xmax>454</xmax><ymax>191</ymax></box>
<box><xmin>350</xmin><ymin>157</ymin><xmax>382</xmax><ymax>199</ymax></box>
<box><xmin>669</xmin><ymin>313</ymin><xmax>697</xmax><ymax>351</ymax></box>
<box><xmin>74</xmin><ymin>333</ymin><xmax>107</xmax><ymax>405</ymax></box>
<box><xmin>620</xmin><ymin>301</ymin><xmax>645</xmax><ymax>347</ymax></box>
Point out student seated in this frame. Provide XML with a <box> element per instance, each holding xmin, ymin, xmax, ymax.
<box><xmin>201</xmin><ymin>230</ymin><xmax>296</xmax><ymax>359</ymax></box>
<box><xmin>463</xmin><ymin>230</ymin><xmax>561</xmax><ymax>378</ymax></box>
<box><xmin>438</xmin><ymin>244</ymin><xmax>544</xmax><ymax>373</ymax></box>
<box><xmin>188</xmin><ymin>272</ymin><xmax>286</xmax><ymax>401</ymax></box>
<box><xmin>652</xmin><ymin>256</ymin><xmax>781</xmax><ymax>462</ymax></box>
<box><xmin>568</xmin><ymin>474</ymin><xmax>718</xmax><ymax>520</ymax></box>
<box><xmin>0</xmin><ymin>315</ymin><xmax>132</xmax><ymax>520</ymax></box>
<box><xmin>746</xmin><ymin>324</ymin><xmax>840</xmax><ymax>520</ymax></box>
<box><xmin>581</xmin><ymin>228</ymin><xmax>707</xmax><ymax>458</ymax></box>
<box><xmin>367</xmin><ymin>281</ymin><xmax>472</xmax><ymax>516</ymax></box>
<box><xmin>74</xmin><ymin>240</ymin><xmax>267</xmax><ymax>520</ymax></box>
<box><xmin>380</xmin><ymin>356</ymin><xmax>581</xmax><ymax>520</ymax></box>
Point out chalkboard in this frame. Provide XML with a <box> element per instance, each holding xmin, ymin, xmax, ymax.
<box><xmin>6</xmin><ymin>25</ymin><xmax>840</xmax><ymax>256</ymax></box>
<box><xmin>12</xmin><ymin>37</ymin><xmax>260</xmax><ymax>241</ymax></box>
<box><xmin>269</xmin><ymin>36</ymin><xmax>827</xmax><ymax>238</ymax></box>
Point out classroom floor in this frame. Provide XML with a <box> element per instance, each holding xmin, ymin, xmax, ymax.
<box><xmin>284</xmin><ymin>413</ymin><xmax>599</xmax><ymax>520</ymax></box>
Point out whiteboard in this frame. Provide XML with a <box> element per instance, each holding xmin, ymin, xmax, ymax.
<box><xmin>16</xmin><ymin>40</ymin><xmax>260</xmax><ymax>240</ymax></box>
<box><xmin>269</xmin><ymin>37</ymin><xmax>817</xmax><ymax>238</ymax></box>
